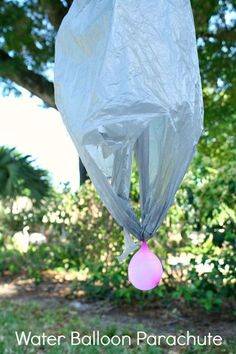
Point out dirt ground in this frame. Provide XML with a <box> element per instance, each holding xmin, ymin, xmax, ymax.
<box><xmin>0</xmin><ymin>276</ymin><xmax>235</xmax><ymax>342</ymax></box>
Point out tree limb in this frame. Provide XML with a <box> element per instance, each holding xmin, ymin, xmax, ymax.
<box><xmin>39</xmin><ymin>0</ymin><xmax>70</xmax><ymax>31</ymax></box>
<box><xmin>0</xmin><ymin>50</ymin><xmax>56</xmax><ymax>109</ymax></box>
<box><xmin>65</xmin><ymin>0</ymin><xmax>73</xmax><ymax>7</ymax></box>
<box><xmin>0</xmin><ymin>49</ymin><xmax>89</xmax><ymax>185</ymax></box>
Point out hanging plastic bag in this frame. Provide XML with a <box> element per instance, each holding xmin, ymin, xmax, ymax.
<box><xmin>54</xmin><ymin>0</ymin><xmax>203</xmax><ymax>290</ymax></box>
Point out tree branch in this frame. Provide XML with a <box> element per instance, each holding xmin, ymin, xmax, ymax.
<box><xmin>0</xmin><ymin>49</ymin><xmax>89</xmax><ymax>185</ymax></box>
<box><xmin>65</xmin><ymin>0</ymin><xmax>73</xmax><ymax>7</ymax></box>
<box><xmin>39</xmin><ymin>0</ymin><xmax>70</xmax><ymax>31</ymax></box>
<box><xmin>0</xmin><ymin>50</ymin><xmax>56</xmax><ymax>109</ymax></box>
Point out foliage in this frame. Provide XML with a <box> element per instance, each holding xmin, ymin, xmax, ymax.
<box><xmin>0</xmin><ymin>146</ymin><xmax>51</xmax><ymax>202</ymax></box>
<box><xmin>0</xmin><ymin>173</ymin><xmax>235</xmax><ymax>312</ymax></box>
<box><xmin>0</xmin><ymin>146</ymin><xmax>51</xmax><ymax>203</ymax></box>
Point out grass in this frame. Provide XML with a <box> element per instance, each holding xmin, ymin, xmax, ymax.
<box><xmin>0</xmin><ymin>299</ymin><xmax>235</xmax><ymax>354</ymax></box>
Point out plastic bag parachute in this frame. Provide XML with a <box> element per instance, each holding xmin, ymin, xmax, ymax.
<box><xmin>54</xmin><ymin>0</ymin><xmax>204</xmax><ymax>291</ymax></box>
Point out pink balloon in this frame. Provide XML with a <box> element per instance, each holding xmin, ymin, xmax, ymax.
<box><xmin>128</xmin><ymin>241</ymin><xmax>163</xmax><ymax>291</ymax></box>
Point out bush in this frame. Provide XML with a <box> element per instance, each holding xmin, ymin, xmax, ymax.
<box><xmin>0</xmin><ymin>164</ymin><xmax>235</xmax><ymax>312</ymax></box>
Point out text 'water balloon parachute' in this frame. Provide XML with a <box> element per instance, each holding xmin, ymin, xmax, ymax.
<box><xmin>54</xmin><ymin>0</ymin><xmax>204</xmax><ymax>291</ymax></box>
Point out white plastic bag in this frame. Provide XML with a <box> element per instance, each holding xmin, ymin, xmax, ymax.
<box><xmin>54</xmin><ymin>0</ymin><xmax>203</xmax><ymax>257</ymax></box>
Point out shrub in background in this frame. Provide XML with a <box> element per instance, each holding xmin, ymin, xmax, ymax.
<box><xmin>0</xmin><ymin>154</ymin><xmax>235</xmax><ymax>312</ymax></box>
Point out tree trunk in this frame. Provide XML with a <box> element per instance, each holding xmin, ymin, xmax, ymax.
<box><xmin>79</xmin><ymin>159</ymin><xmax>89</xmax><ymax>185</ymax></box>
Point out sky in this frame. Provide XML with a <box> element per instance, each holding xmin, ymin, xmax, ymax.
<box><xmin>0</xmin><ymin>89</ymin><xmax>80</xmax><ymax>191</ymax></box>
